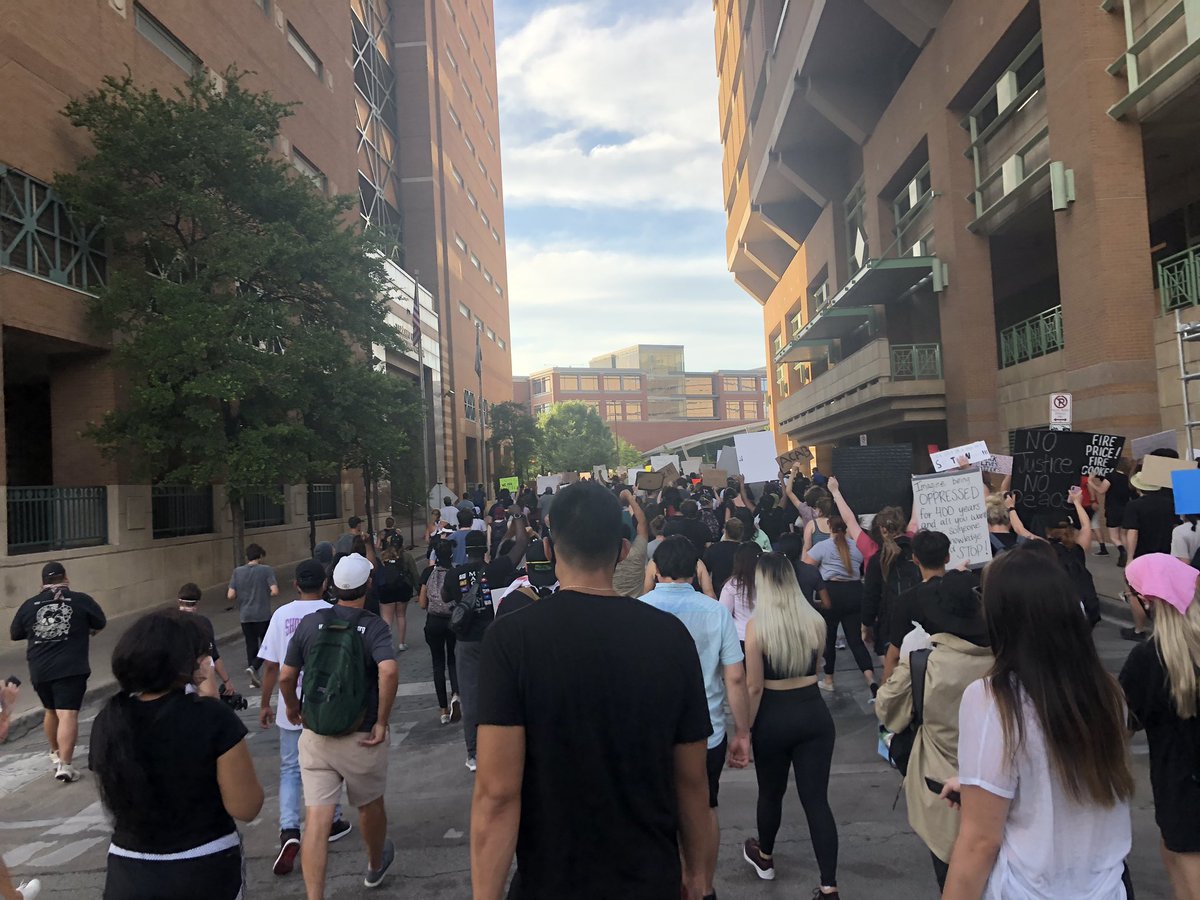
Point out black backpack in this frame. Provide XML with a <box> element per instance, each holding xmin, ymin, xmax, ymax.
<box><xmin>449</xmin><ymin>570</ymin><xmax>486</xmax><ymax>636</ymax></box>
<box><xmin>1053</xmin><ymin>542</ymin><xmax>1101</xmax><ymax>627</ymax></box>
<box><xmin>374</xmin><ymin>557</ymin><xmax>413</xmax><ymax>604</ymax></box>
<box><xmin>888</xmin><ymin>648</ymin><xmax>931</xmax><ymax>776</ymax></box>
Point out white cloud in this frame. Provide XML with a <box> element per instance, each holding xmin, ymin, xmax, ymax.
<box><xmin>507</xmin><ymin>239</ymin><xmax>766</xmax><ymax>374</ymax></box>
<box><xmin>497</xmin><ymin>2</ymin><xmax>723</xmax><ymax>211</ymax></box>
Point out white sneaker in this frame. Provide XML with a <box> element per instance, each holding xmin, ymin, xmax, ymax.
<box><xmin>17</xmin><ymin>879</ymin><xmax>42</xmax><ymax>900</ymax></box>
<box><xmin>396</xmin><ymin>643</ymin><xmax>408</xmax><ymax>652</ymax></box>
<box><xmin>246</xmin><ymin>667</ymin><xmax>262</xmax><ymax>689</ymax></box>
<box><xmin>55</xmin><ymin>762</ymin><xmax>80</xmax><ymax>783</ymax></box>
<box><xmin>465</xmin><ymin>757</ymin><xmax>477</xmax><ymax>773</ymax></box>
<box><xmin>440</xmin><ymin>713</ymin><xmax>451</xmax><ymax>725</ymax></box>
<box><xmin>49</xmin><ymin>751</ymin><xmax>61</xmax><ymax>769</ymax></box>
<box><xmin>450</xmin><ymin>694</ymin><xmax>462</xmax><ymax>723</ymax></box>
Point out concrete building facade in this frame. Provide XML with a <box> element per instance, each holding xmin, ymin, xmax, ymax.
<box><xmin>0</xmin><ymin>0</ymin><xmax>506</xmax><ymax>616</ymax></box>
<box><xmin>714</xmin><ymin>0</ymin><xmax>1200</xmax><ymax>468</ymax></box>
<box><xmin>518</xmin><ymin>345</ymin><xmax>768</xmax><ymax>455</ymax></box>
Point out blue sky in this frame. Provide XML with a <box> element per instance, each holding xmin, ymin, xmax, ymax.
<box><xmin>493</xmin><ymin>0</ymin><xmax>767</xmax><ymax>374</ymax></box>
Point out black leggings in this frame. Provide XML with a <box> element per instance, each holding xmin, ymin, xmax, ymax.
<box><xmin>752</xmin><ymin>685</ymin><xmax>838</xmax><ymax>886</ymax></box>
<box><xmin>105</xmin><ymin>846</ymin><xmax>244</xmax><ymax>899</ymax></box>
<box><xmin>241</xmin><ymin>621</ymin><xmax>269</xmax><ymax>672</ymax></box>
<box><xmin>821</xmin><ymin>581</ymin><xmax>874</xmax><ymax>677</ymax></box>
<box><xmin>424</xmin><ymin>614</ymin><xmax>459</xmax><ymax>709</ymax></box>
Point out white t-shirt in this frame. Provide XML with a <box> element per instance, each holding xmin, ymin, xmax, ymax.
<box><xmin>957</xmin><ymin>679</ymin><xmax>1131</xmax><ymax>900</ymax></box>
<box><xmin>439</xmin><ymin>505</ymin><xmax>460</xmax><ymax>526</ymax></box>
<box><xmin>258</xmin><ymin>597</ymin><xmax>333</xmax><ymax>730</ymax></box>
<box><xmin>1170</xmin><ymin>521</ymin><xmax>1200</xmax><ymax>562</ymax></box>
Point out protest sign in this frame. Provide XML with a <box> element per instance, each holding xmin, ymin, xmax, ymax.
<box><xmin>635</xmin><ymin>470</ymin><xmax>666</xmax><ymax>492</ymax></box>
<box><xmin>777</xmin><ymin>447</ymin><xmax>813</xmax><ymax>469</ymax></box>
<box><xmin>1172</xmin><ymin>470</ymin><xmax>1200</xmax><ymax>514</ymax></box>
<box><xmin>831</xmin><ymin>445</ymin><xmax>914</xmax><ymax>516</ymax></box>
<box><xmin>536</xmin><ymin>474</ymin><xmax>562</xmax><ymax>495</ymax></box>
<box><xmin>930</xmin><ymin>441</ymin><xmax>992</xmax><ymax>473</ymax></box>
<box><xmin>650</xmin><ymin>454</ymin><xmax>680</xmax><ymax>473</ymax></box>
<box><xmin>592</xmin><ymin>466</ymin><xmax>610</xmax><ymax>484</ymax></box>
<box><xmin>657</xmin><ymin>463</ymin><xmax>680</xmax><ymax>483</ymax></box>
<box><xmin>1012</xmin><ymin>429</ymin><xmax>1125</xmax><ymax>514</ymax></box>
<box><xmin>1131</xmin><ymin>430</ymin><xmax>1178</xmax><ymax>460</ymax></box>
<box><xmin>561</xmin><ymin>471</ymin><xmax>581</xmax><ymax>485</ymax></box>
<box><xmin>734</xmin><ymin>432</ymin><xmax>779</xmax><ymax>484</ymax></box>
<box><xmin>1141</xmin><ymin>454</ymin><xmax>1197</xmax><ymax>489</ymax></box>
<box><xmin>498</xmin><ymin>476</ymin><xmax>519</xmax><ymax>494</ymax></box>
<box><xmin>912</xmin><ymin>469</ymin><xmax>991</xmax><ymax>569</ymax></box>
<box><xmin>978</xmin><ymin>454</ymin><xmax>1013</xmax><ymax>475</ymax></box>
<box><xmin>701</xmin><ymin>468</ymin><xmax>729</xmax><ymax>488</ymax></box>
<box><xmin>716</xmin><ymin>446</ymin><xmax>739</xmax><ymax>477</ymax></box>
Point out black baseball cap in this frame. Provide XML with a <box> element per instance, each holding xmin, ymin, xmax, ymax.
<box><xmin>295</xmin><ymin>559</ymin><xmax>327</xmax><ymax>589</ymax></box>
<box><xmin>466</xmin><ymin>531</ymin><xmax>488</xmax><ymax>554</ymax></box>
<box><xmin>41</xmin><ymin>561</ymin><xmax>66</xmax><ymax>582</ymax></box>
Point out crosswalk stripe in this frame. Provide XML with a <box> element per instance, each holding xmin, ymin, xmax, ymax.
<box><xmin>27</xmin><ymin>836</ymin><xmax>107</xmax><ymax>867</ymax></box>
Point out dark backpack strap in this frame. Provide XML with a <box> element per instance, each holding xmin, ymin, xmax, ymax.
<box><xmin>910</xmin><ymin>648</ymin><xmax>932</xmax><ymax>727</ymax></box>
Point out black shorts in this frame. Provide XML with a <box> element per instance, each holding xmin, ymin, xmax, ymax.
<box><xmin>34</xmin><ymin>674</ymin><xmax>88</xmax><ymax>711</ymax></box>
<box><xmin>706</xmin><ymin>737</ymin><xmax>728</xmax><ymax>808</ymax></box>
<box><xmin>1106</xmin><ymin>505</ymin><xmax>1127</xmax><ymax>530</ymax></box>
<box><xmin>104</xmin><ymin>845</ymin><xmax>244</xmax><ymax>900</ymax></box>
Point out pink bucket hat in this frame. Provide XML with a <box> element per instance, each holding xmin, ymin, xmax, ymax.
<box><xmin>1126</xmin><ymin>553</ymin><xmax>1199</xmax><ymax>615</ymax></box>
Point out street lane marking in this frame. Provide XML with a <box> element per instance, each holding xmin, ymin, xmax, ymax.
<box><xmin>2</xmin><ymin>842</ymin><xmax>55</xmax><ymax>866</ymax></box>
<box><xmin>390</xmin><ymin>721</ymin><xmax>419</xmax><ymax>749</ymax></box>
<box><xmin>28</xmin><ymin>836</ymin><xmax>106</xmax><ymax>866</ymax></box>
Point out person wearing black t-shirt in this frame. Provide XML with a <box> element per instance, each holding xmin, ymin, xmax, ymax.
<box><xmin>1123</xmin><ymin>451</ymin><xmax>1183</xmax><ymax>641</ymax></box>
<box><xmin>9</xmin><ymin>561</ymin><xmax>106</xmax><ymax>784</ymax></box>
<box><xmin>662</xmin><ymin>500</ymin><xmax>713</xmax><ymax>556</ymax></box>
<box><xmin>90</xmin><ymin>611</ymin><xmax>262</xmax><ymax>899</ymax></box>
<box><xmin>472</xmin><ymin>481</ymin><xmax>713</xmax><ymax>900</ymax></box>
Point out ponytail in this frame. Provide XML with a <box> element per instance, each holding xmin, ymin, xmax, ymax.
<box><xmin>829</xmin><ymin>513</ymin><xmax>853</xmax><ymax>576</ymax></box>
<box><xmin>91</xmin><ymin>692</ymin><xmax>156</xmax><ymax>830</ymax></box>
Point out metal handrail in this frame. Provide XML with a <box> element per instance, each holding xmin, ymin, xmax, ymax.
<box><xmin>6</xmin><ymin>486</ymin><xmax>108</xmax><ymax>555</ymax></box>
<box><xmin>890</xmin><ymin>344</ymin><xmax>943</xmax><ymax>380</ymax></box>
<box><xmin>999</xmin><ymin>306</ymin><xmax>1064</xmax><ymax>368</ymax></box>
<box><xmin>1160</xmin><ymin>246</ymin><xmax>1200</xmax><ymax>312</ymax></box>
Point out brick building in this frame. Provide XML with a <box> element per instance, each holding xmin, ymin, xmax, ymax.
<box><xmin>518</xmin><ymin>345</ymin><xmax>768</xmax><ymax>454</ymax></box>
<box><xmin>714</xmin><ymin>0</ymin><xmax>1200</xmax><ymax>466</ymax></box>
<box><xmin>0</xmin><ymin>0</ymin><xmax>509</xmax><ymax>616</ymax></box>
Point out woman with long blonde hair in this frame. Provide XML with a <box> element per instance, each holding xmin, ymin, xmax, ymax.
<box><xmin>742</xmin><ymin>553</ymin><xmax>840</xmax><ymax>898</ymax></box>
<box><xmin>1121</xmin><ymin>553</ymin><xmax>1200</xmax><ymax>899</ymax></box>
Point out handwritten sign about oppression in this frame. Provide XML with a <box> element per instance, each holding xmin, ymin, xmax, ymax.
<box><xmin>912</xmin><ymin>469</ymin><xmax>991</xmax><ymax>570</ymax></box>
<box><xmin>1013</xmin><ymin>429</ymin><xmax>1125</xmax><ymax>513</ymax></box>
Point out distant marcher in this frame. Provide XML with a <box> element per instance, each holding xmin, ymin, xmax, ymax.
<box><xmin>227</xmin><ymin>543</ymin><xmax>278</xmax><ymax>688</ymax></box>
<box><xmin>718</xmin><ymin>540</ymin><xmax>763</xmax><ymax>647</ymax></box>
<box><xmin>1091</xmin><ymin>457</ymin><xmax>1134</xmax><ymax>568</ymax></box>
<box><xmin>336</xmin><ymin>516</ymin><xmax>364</xmax><ymax>555</ymax></box>
<box><xmin>375</xmin><ymin>534</ymin><xmax>418</xmax><ymax>652</ymax></box>
<box><xmin>612</xmin><ymin>491</ymin><xmax>650</xmax><ymax>598</ymax></box>
<box><xmin>1171</xmin><ymin>515</ymin><xmax>1200</xmax><ymax>565</ymax></box>
<box><xmin>705</xmin><ymin>518</ymin><xmax>745</xmax><ymax>598</ymax></box>
<box><xmin>418</xmin><ymin>540</ymin><xmax>461</xmax><ymax>726</ymax></box>
<box><xmin>1120</xmin><ymin>553</ymin><xmax>1200</xmax><ymax>899</ymax></box>
<box><xmin>90</xmin><ymin>611</ymin><xmax>263</xmax><ymax>898</ymax></box>
<box><xmin>176</xmin><ymin>583</ymin><xmax>236</xmax><ymax>696</ymax></box>
<box><xmin>9</xmin><ymin>561</ymin><xmax>106</xmax><ymax>783</ymax></box>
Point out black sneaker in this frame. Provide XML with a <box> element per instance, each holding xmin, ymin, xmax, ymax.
<box><xmin>364</xmin><ymin>838</ymin><xmax>396</xmax><ymax>888</ymax></box>
<box><xmin>812</xmin><ymin>889</ymin><xmax>840</xmax><ymax>899</ymax></box>
<box><xmin>1120</xmin><ymin>627</ymin><xmax>1148</xmax><ymax>642</ymax></box>
<box><xmin>328</xmin><ymin>819</ymin><xmax>353</xmax><ymax>843</ymax></box>
<box><xmin>1094</xmin><ymin>545</ymin><xmax>1109</xmax><ymax>556</ymax></box>
<box><xmin>273</xmin><ymin>830</ymin><xmax>301</xmax><ymax>876</ymax></box>
<box><xmin>1117</xmin><ymin>547</ymin><xmax>1128</xmax><ymax>568</ymax></box>
<box><xmin>743</xmin><ymin>838</ymin><xmax>775</xmax><ymax>881</ymax></box>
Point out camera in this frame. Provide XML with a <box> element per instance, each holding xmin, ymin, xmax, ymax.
<box><xmin>219</xmin><ymin>684</ymin><xmax>248</xmax><ymax>711</ymax></box>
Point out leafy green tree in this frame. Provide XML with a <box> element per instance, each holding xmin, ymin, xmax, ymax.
<box><xmin>56</xmin><ymin>71</ymin><xmax>400</xmax><ymax>563</ymax></box>
<box><xmin>614</xmin><ymin>437</ymin><xmax>645</xmax><ymax>468</ymax></box>
<box><xmin>489</xmin><ymin>401</ymin><xmax>539</xmax><ymax>484</ymax></box>
<box><xmin>537</xmin><ymin>402</ymin><xmax>616</xmax><ymax>473</ymax></box>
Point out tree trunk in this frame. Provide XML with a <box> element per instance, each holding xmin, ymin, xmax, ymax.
<box><xmin>230</xmin><ymin>493</ymin><xmax>247</xmax><ymax>569</ymax></box>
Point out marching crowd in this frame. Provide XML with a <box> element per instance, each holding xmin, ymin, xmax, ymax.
<box><xmin>3</xmin><ymin>447</ymin><xmax>1200</xmax><ymax>900</ymax></box>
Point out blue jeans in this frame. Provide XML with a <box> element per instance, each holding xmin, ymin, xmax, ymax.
<box><xmin>279</xmin><ymin>728</ymin><xmax>341</xmax><ymax>831</ymax></box>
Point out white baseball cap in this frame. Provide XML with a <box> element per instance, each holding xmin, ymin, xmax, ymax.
<box><xmin>332</xmin><ymin>553</ymin><xmax>373</xmax><ymax>590</ymax></box>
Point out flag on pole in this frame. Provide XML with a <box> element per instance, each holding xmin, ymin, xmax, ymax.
<box><xmin>475</xmin><ymin>325</ymin><xmax>483</xmax><ymax>376</ymax></box>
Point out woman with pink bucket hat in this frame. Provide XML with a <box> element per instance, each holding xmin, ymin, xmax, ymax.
<box><xmin>1120</xmin><ymin>553</ymin><xmax>1200</xmax><ymax>899</ymax></box>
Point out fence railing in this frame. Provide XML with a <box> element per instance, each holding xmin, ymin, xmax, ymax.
<box><xmin>890</xmin><ymin>343</ymin><xmax>943</xmax><ymax>380</ymax></box>
<box><xmin>244</xmin><ymin>487</ymin><xmax>285</xmax><ymax>529</ymax></box>
<box><xmin>999</xmin><ymin>305</ymin><xmax>1064</xmax><ymax>368</ymax></box>
<box><xmin>1159</xmin><ymin>246</ymin><xmax>1200</xmax><ymax>313</ymax></box>
<box><xmin>306</xmin><ymin>483</ymin><xmax>339</xmax><ymax>521</ymax></box>
<box><xmin>152</xmin><ymin>485</ymin><xmax>215</xmax><ymax>539</ymax></box>
<box><xmin>6</xmin><ymin>486</ymin><xmax>108</xmax><ymax>555</ymax></box>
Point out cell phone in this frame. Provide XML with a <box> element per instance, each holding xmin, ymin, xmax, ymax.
<box><xmin>925</xmin><ymin>776</ymin><xmax>961</xmax><ymax>804</ymax></box>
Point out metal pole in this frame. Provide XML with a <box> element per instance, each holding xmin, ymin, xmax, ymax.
<box><xmin>478</xmin><ymin>326</ymin><xmax>488</xmax><ymax>500</ymax></box>
<box><xmin>412</xmin><ymin>271</ymin><xmax>435</xmax><ymax>497</ymax></box>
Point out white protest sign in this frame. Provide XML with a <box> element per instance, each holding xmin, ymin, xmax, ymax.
<box><xmin>650</xmin><ymin>454</ymin><xmax>681</xmax><ymax>472</ymax></box>
<box><xmin>592</xmin><ymin>466</ymin><xmax>610</xmax><ymax>484</ymax></box>
<box><xmin>1049</xmin><ymin>392</ymin><xmax>1073</xmax><ymax>429</ymax></box>
<box><xmin>716</xmin><ymin>445</ymin><xmax>739</xmax><ymax>477</ymax></box>
<box><xmin>1130</xmin><ymin>430</ymin><xmax>1178</xmax><ymax>460</ymax></box>
<box><xmin>734</xmin><ymin>432</ymin><xmax>780</xmax><ymax>484</ymax></box>
<box><xmin>930</xmin><ymin>440</ymin><xmax>992</xmax><ymax>473</ymax></box>
<box><xmin>912</xmin><ymin>469</ymin><xmax>991</xmax><ymax>570</ymax></box>
<box><xmin>978</xmin><ymin>454</ymin><xmax>1013</xmax><ymax>475</ymax></box>
<box><xmin>536</xmin><ymin>474</ymin><xmax>562</xmax><ymax>495</ymax></box>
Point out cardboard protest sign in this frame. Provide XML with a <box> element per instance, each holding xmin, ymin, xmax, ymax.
<box><xmin>635</xmin><ymin>470</ymin><xmax>666</xmax><ymax>492</ymax></box>
<box><xmin>830</xmin><ymin>445</ymin><xmax>914</xmax><ymax>516</ymax></box>
<box><xmin>734</xmin><ymin>432</ymin><xmax>779</xmax><ymax>484</ymax></box>
<box><xmin>777</xmin><ymin>447</ymin><xmax>812</xmax><ymax>469</ymax></box>
<box><xmin>978</xmin><ymin>454</ymin><xmax>1013</xmax><ymax>475</ymax></box>
<box><xmin>912</xmin><ymin>470</ymin><xmax>991</xmax><ymax>569</ymax></box>
<box><xmin>1172</xmin><ymin>470</ymin><xmax>1200</xmax><ymax>514</ymax></box>
<box><xmin>657</xmin><ymin>463</ymin><xmax>680</xmax><ymax>483</ymax></box>
<box><xmin>536</xmin><ymin>474</ymin><xmax>562</xmax><ymax>495</ymax></box>
<box><xmin>561</xmin><ymin>471</ymin><xmax>581</xmax><ymax>485</ymax></box>
<box><xmin>1131</xmin><ymin>430</ymin><xmax>1178</xmax><ymax>460</ymax></box>
<box><xmin>1012</xmin><ymin>429</ymin><xmax>1125</xmax><ymax>514</ymax></box>
<box><xmin>930</xmin><ymin>441</ymin><xmax>992</xmax><ymax>473</ymax></box>
<box><xmin>592</xmin><ymin>466</ymin><xmax>610</xmax><ymax>484</ymax></box>
<box><xmin>716</xmin><ymin>446</ymin><xmax>739</xmax><ymax>477</ymax></box>
<box><xmin>1140</xmin><ymin>454</ymin><xmax>1197</xmax><ymax>489</ymax></box>
<box><xmin>498</xmin><ymin>476</ymin><xmax>520</xmax><ymax>493</ymax></box>
<box><xmin>701</xmin><ymin>468</ymin><xmax>729</xmax><ymax>488</ymax></box>
<box><xmin>650</xmin><ymin>454</ymin><xmax>680</xmax><ymax>473</ymax></box>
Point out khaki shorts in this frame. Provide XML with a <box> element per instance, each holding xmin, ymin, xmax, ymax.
<box><xmin>299</xmin><ymin>729</ymin><xmax>388</xmax><ymax>809</ymax></box>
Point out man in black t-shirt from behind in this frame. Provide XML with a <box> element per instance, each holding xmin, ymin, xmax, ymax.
<box><xmin>9</xmin><ymin>561</ymin><xmax>106</xmax><ymax>783</ymax></box>
<box><xmin>471</xmin><ymin>481</ymin><xmax>713</xmax><ymax>900</ymax></box>
<box><xmin>1121</xmin><ymin>448</ymin><xmax>1182</xmax><ymax>641</ymax></box>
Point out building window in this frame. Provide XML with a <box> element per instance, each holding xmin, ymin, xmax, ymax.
<box><xmin>532</xmin><ymin>376</ymin><xmax>550</xmax><ymax>395</ymax></box>
<box><xmin>809</xmin><ymin>278</ymin><xmax>830</xmax><ymax>316</ymax></box>
<box><xmin>452</xmin><ymin>167</ymin><xmax>465</xmax><ymax>188</ymax></box>
<box><xmin>845</xmin><ymin>179</ymin><xmax>868</xmax><ymax>273</ymax></box>
<box><xmin>725</xmin><ymin>401</ymin><xmax>742</xmax><ymax>420</ymax></box>
<box><xmin>470</xmin><ymin>252</ymin><xmax>481</xmax><ymax>270</ymax></box>
<box><xmin>458</xmin><ymin>301</ymin><xmax>470</xmax><ymax>317</ymax></box>
<box><xmin>623</xmin><ymin>375</ymin><xmax>642</xmax><ymax>391</ymax></box>
<box><xmin>483</xmin><ymin>270</ymin><xmax>493</xmax><ymax>284</ymax></box>
<box><xmin>489</xmin><ymin>179</ymin><xmax>499</xmax><ymax>197</ymax></box>
<box><xmin>603</xmin><ymin>375</ymin><xmax>622</xmax><ymax>392</ymax></box>
<box><xmin>559</xmin><ymin>375</ymin><xmax>578</xmax><ymax>391</ymax></box>
<box><xmin>446</xmin><ymin>46</ymin><xmax>459</xmax><ymax>73</ymax></box>
<box><xmin>776</xmin><ymin>364</ymin><xmax>790</xmax><ymax>398</ymax></box>
<box><xmin>686</xmin><ymin>399</ymin><xmax>715</xmax><ymax>419</ymax></box>
<box><xmin>492</xmin><ymin>227</ymin><xmax>501</xmax><ymax>244</ymax></box>
<box><xmin>464</xmin><ymin>134</ymin><xmax>476</xmax><ymax>155</ymax></box>
<box><xmin>581</xmin><ymin>401</ymin><xmax>600</xmax><ymax>413</ymax></box>
<box><xmin>448</xmin><ymin>105</ymin><xmax>462</xmax><ymax>129</ymax></box>
<box><xmin>480</xmin><ymin>209</ymin><xmax>490</xmax><ymax>228</ymax></box>
<box><xmin>352</xmin><ymin>0</ymin><xmax>402</xmax><ymax>264</ymax></box>
<box><xmin>464</xmin><ymin>390</ymin><xmax>477</xmax><ymax>421</ymax></box>
<box><xmin>604</xmin><ymin>401</ymin><xmax>623</xmax><ymax>421</ymax></box>
<box><xmin>494</xmin><ymin>282</ymin><xmax>503</xmax><ymax>296</ymax></box>
<box><xmin>466</xmin><ymin>189</ymin><xmax>478</xmax><ymax>209</ymax></box>
<box><xmin>685</xmin><ymin>376</ymin><xmax>713</xmax><ymax>395</ymax></box>
<box><xmin>625</xmin><ymin>401</ymin><xmax>643</xmax><ymax>420</ymax></box>
<box><xmin>498</xmin><ymin>337</ymin><xmax>506</xmax><ymax>351</ymax></box>
<box><xmin>486</xmin><ymin>327</ymin><xmax>495</xmax><ymax>341</ymax></box>
<box><xmin>134</xmin><ymin>4</ymin><xmax>200</xmax><ymax>75</ymax></box>
<box><xmin>254</xmin><ymin>0</ymin><xmax>271</xmax><ymax>13</ymax></box>
<box><xmin>455</xmin><ymin>234</ymin><xmax>467</xmax><ymax>252</ymax></box>
<box><xmin>287</xmin><ymin>24</ymin><xmax>323</xmax><ymax>77</ymax></box>
<box><xmin>291</xmin><ymin>149</ymin><xmax>326</xmax><ymax>192</ymax></box>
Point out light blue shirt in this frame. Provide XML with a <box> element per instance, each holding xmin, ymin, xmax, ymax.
<box><xmin>640</xmin><ymin>582</ymin><xmax>743</xmax><ymax>749</ymax></box>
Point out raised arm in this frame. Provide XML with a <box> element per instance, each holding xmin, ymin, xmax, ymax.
<box><xmin>623</xmin><ymin>490</ymin><xmax>649</xmax><ymax>540</ymax></box>
<box><xmin>1070</xmin><ymin>487</ymin><xmax>1092</xmax><ymax>550</ymax></box>
<box><xmin>827</xmin><ymin>477</ymin><xmax>864</xmax><ymax>541</ymax></box>
<box><xmin>737</xmin><ymin>475</ymin><xmax>756</xmax><ymax>515</ymax></box>
<box><xmin>1003</xmin><ymin>494</ymin><xmax>1036</xmax><ymax>540</ymax></box>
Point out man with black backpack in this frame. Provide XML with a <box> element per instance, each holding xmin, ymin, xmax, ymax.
<box><xmin>280</xmin><ymin>553</ymin><xmax>399</xmax><ymax>897</ymax></box>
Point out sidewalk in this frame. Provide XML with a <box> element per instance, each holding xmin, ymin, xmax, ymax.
<box><xmin>2</xmin><ymin>561</ymin><xmax>302</xmax><ymax>743</ymax></box>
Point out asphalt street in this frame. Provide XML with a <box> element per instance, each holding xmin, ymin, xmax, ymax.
<box><xmin>0</xmin><ymin>598</ymin><xmax>1174</xmax><ymax>899</ymax></box>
